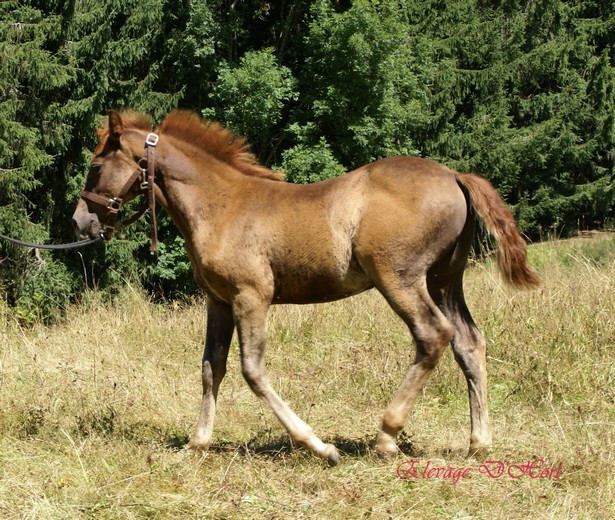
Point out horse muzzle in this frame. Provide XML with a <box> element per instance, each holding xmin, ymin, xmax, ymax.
<box><xmin>72</xmin><ymin>199</ymin><xmax>105</xmax><ymax>240</ymax></box>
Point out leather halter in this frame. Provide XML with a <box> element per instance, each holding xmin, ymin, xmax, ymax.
<box><xmin>79</xmin><ymin>132</ymin><xmax>159</xmax><ymax>252</ymax></box>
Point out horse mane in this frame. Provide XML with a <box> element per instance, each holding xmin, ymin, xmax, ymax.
<box><xmin>156</xmin><ymin>109</ymin><xmax>284</xmax><ymax>182</ymax></box>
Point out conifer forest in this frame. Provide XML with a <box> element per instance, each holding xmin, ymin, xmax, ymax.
<box><xmin>1</xmin><ymin>0</ymin><xmax>613</xmax><ymax>320</ymax></box>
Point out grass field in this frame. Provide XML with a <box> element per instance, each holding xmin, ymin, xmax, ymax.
<box><xmin>0</xmin><ymin>236</ymin><xmax>613</xmax><ymax>519</ymax></box>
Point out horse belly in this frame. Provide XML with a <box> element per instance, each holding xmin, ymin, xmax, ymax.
<box><xmin>272</xmin><ymin>255</ymin><xmax>372</xmax><ymax>304</ymax></box>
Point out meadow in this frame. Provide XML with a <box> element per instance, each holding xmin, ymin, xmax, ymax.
<box><xmin>0</xmin><ymin>235</ymin><xmax>613</xmax><ymax>519</ymax></box>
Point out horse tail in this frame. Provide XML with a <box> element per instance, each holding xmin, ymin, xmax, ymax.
<box><xmin>456</xmin><ymin>173</ymin><xmax>540</xmax><ymax>289</ymax></box>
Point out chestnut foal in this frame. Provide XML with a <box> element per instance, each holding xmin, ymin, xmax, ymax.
<box><xmin>72</xmin><ymin>110</ymin><xmax>539</xmax><ymax>465</ymax></box>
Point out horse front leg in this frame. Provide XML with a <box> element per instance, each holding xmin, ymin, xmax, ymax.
<box><xmin>234</xmin><ymin>292</ymin><xmax>340</xmax><ymax>466</ymax></box>
<box><xmin>188</xmin><ymin>297</ymin><xmax>234</xmax><ymax>451</ymax></box>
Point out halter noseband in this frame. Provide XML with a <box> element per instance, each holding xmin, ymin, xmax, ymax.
<box><xmin>79</xmin><ymin>132</ymin><xmax>159</xmax><ymax>253</ymax></box>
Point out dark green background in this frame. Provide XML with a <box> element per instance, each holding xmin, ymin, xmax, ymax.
<box><xmin>1</xmin><ymin>0</ymin><xmax>613</xmax><ymax>320</ymax></box>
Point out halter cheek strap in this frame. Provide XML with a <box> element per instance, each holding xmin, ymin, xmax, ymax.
<box><xmin>79</xmin><ymin>132</ymin><xmax>159</xmax><ymax>253</ymax></box>
<box><xmin>144</xmin><ymin>132</ymin><xmax>158</xmax><ymax>252</ymax></box>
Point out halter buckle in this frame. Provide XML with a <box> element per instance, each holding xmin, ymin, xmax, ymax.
<box><xmin>145</xmin><ymin>133</ymin><xmax>159</xmax><ymax>147</ymax></box>
<box><xmin>108</xmin><ymin>197</ymin><xmax>122</xmax><ymax>212</ymax></box>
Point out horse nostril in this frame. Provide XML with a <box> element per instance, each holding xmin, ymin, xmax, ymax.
<box><xmin>72</xmin><ymin>217</ymin><xmax>79</xmax><ymax>231</ymax></box>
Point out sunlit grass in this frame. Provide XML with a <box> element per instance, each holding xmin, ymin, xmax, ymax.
<box><xmin>0</xmin><ymin>236</ymin><xmax>613</xmax><ymax>518</ymax></box>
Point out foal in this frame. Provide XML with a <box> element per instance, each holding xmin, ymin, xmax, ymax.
<box><xmin>72</xmin><ymin>110</ymin><xmax>539</xmax><ymax>465</ymax></box>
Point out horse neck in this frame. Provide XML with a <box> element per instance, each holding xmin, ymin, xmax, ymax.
<box><xmin>151</xmin><ymin>136</ymin><xmax>241</xmax><ymax>240</ymax></box>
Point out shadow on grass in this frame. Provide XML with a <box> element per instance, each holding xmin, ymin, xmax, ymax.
<box><xmin>165</xmin><ymin>433</ymin><xmax>190</xmax><ymax>451</ymax></box>
<box><xmin>119</xmin><ymin>421</ymin><xmax>457</xmax><ymax>463</ymax></box>
<box><xmin>161</xmin><ymin>429</ymin><xmax>420</xmax><ymax>462</ymax></box>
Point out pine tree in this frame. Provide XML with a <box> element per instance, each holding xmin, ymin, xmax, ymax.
<box><xmin>401</xmin><ymin>0</ymin><xmax>615</xmax><ymax>236</ymax></box>
<box><xmin>0</xmin><ymin>1</ymin><xmax>79</xmax><ymax>321</ymax></box>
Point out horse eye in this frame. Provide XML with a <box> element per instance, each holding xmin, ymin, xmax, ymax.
<box><xmin>90</xmin><ymin>163</ymin><xmax>102</xmax><ymax>174</ymax></box>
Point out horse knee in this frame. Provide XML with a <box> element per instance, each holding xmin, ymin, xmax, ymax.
<box><xmin>418</xmin><ymin>346</ymin><xmax>445</xmax><ymax>370</ymax></box>
<box><xmin>201</xmin><ymin>360</ymin><xmax>214</xmax><ymax>385</ymax></box>
<box><xmin>438</xmin><ymin>321</ymin><xmax>455</xmax><ymax>346</ymax></box>
<box><xmin>241</xmin><ymin>361</ymin><xmax>267</xmax><ymax>396</ymax></box>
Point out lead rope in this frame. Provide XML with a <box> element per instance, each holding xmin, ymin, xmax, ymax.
<box><xmin>0</xmin><ymin>233</ymin><xmax>103</xmax><ymax>250</ymax></box>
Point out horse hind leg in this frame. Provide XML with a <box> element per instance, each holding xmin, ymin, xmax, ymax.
<box><xmin>374</xmin><ymin>276</ymin><xmax>455</xmax><ymax>457</ymax></box>
<box><xmin>435</xmin><ymin>275</ymin><xmax>492</xmax><ymax>456</ymax></box>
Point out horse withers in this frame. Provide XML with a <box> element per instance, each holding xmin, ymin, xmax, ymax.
<box><xmin>72</xmin><ymin>109</ymin><xmax>539</xmax><ymax>465</ymax></box>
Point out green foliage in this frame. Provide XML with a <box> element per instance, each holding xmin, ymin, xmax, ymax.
<box><xmin>14</xmin><ymin>256</ymin><xmax>77</xmax><ymax>324</ymax></box>
<box><xmin>299</xmin><ymin>0</ymin><xmax>428</xmax><ymax>166</ymax></box>
<box><xmin>203</xmin><ymin>48</ymin><xmax>297</xmax><ymax>159</ymax></box>
<box><xmin>280</xmin><ymin>138</ymin><xmax>346</xmax><ymax>184</ymax></box>
<box><xmin>401</xmin><ymin>0</ymin><xmax>615</xmax><ymax>234</ymax></box>
<box><xmin>527</xmin><ymin>234</ymin><xmax>615</xmax><ymax>272</ymax></box>
<box><xmin>146</xmin><ymin>234</ymin><xmax>195</xmax><ymax>298</ymax></box>
<box><xmin>1</xmin><ymin>0</ymin><xmax>614</xmax><ymax>322</ymax></box>
<box><xmin>0</xmin><ymin>1</ymin><xmax>79</xmax><ymax>321</ymax></box>
<box><xmin>169</xmin><ymin>1</ymin><xmax>218</xmax><ymax>107</ymax></box>
<box><xmin>279</xmin><ymin>124</ymin><xmax>346</xmax><ymax>183</ymax></box>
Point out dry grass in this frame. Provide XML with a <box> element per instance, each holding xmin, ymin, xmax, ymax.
<box><xmin>0</xmin><ymin>236</ymin><xmax>613</xmax><ymax>519</ymax></box>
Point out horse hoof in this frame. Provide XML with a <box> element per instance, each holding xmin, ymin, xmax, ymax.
<box><xmin>467</xmin><ymin>445</ymin><xmax>492</xmax><ymax>460</ymax></box>
<box><xmin>324</xmin><ymin>444</ymin><xmax>340</xmax><ymax>467</ymax></box>
<box><xmin>374</xmin><ymin>447</ymin><xmax>397</xmax><ymax>462</ymax></box>
<box><xmin>186</xmin><ymin>438</ymin><xmax>211</xmax><ymax>452</ymax></box>
<box><xmin>374</xmin><ymin>438</ymin><xmax>398</xmax><ymax>460</ymax></box>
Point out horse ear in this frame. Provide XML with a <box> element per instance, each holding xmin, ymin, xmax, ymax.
<box><xmin>108</xmin><ymin>110</ymin><xmax>123</xmax><ymax>143</ymax></box>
